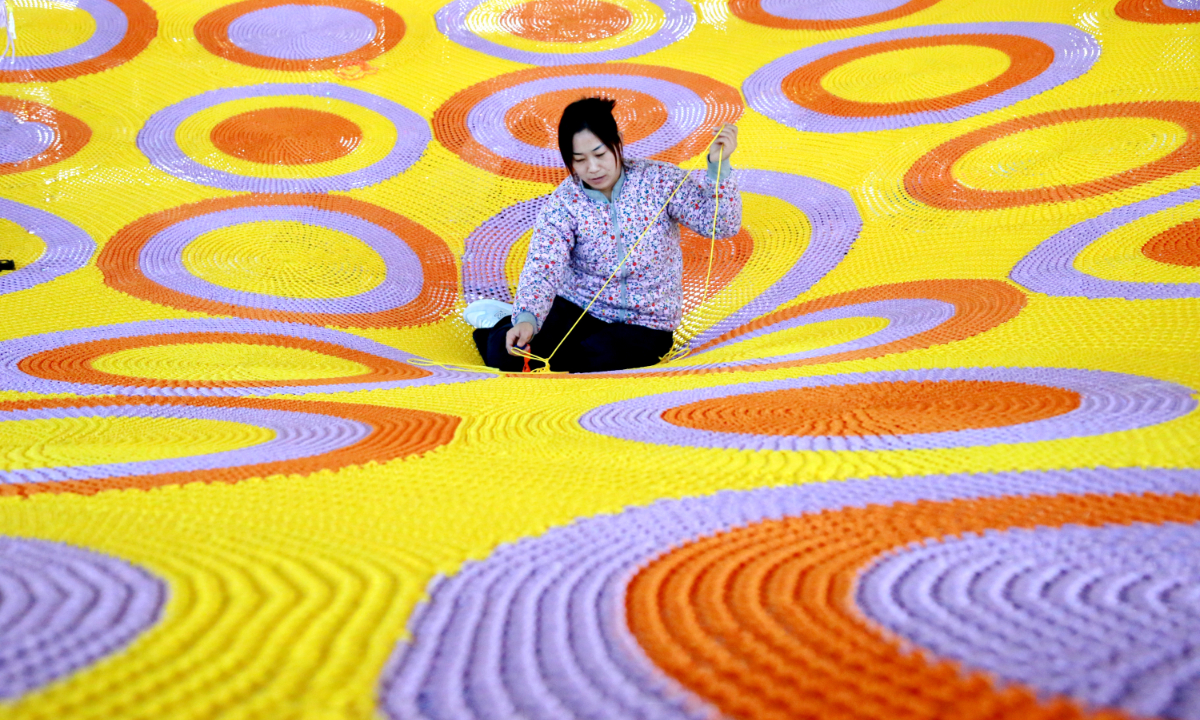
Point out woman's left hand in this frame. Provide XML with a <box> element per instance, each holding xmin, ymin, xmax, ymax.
<box><xmin>708</xmin><ymin>124</ymin><xmax>738</xmax><ymax>163</ymax></box>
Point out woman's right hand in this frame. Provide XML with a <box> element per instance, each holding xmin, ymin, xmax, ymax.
<box><xmin>506</xmin><ymin>321</ymin><xmax>535</xmax><ymax>355</ymax></box>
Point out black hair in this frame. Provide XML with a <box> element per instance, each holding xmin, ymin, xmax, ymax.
<box><xmin>557</xmin><ymin>97</ymin><xmax>625</xmax><ymax>179</ymax></box>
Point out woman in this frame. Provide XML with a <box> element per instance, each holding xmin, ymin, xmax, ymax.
<box><xmin>465</xmin><ymin>97</ymin><xmax>741</xmax><ymax>373</ymax></box>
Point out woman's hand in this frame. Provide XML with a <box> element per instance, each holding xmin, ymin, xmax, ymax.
<box><xmin>506</xmin><ymin>321</ymin><xmax>535</xmax><ymax>355</ymax></box>
<box><xmin>708</xmin><ymin>124</ymin><xmax>738</xmax><ymax>163</ymax></box>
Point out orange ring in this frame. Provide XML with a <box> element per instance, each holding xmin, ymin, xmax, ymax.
<box><xmin>627</xmin><ymin>490</ymin><xmax>1196</xmax><ymax>719</ymax></box>
<box><xmin>781</xmin><ymin>33</ymin><xmax>1053</xmax><ymax>118</ymax></box>
<box><xmin>0</xmin><ymin>0</ymin><xmax>156</xmax><ymax>83</ymax></box>
<box><xmin>16</xmin><ymin>332</ymin><xmax>430</xmax><ymax>389</ymax></box>
<box><xmin>728</xmin><ymin>0</ymin><xmax>939</xmax><ymax>30</ymax></box>
<box><xmin>195</xmin><ymin>0</ymin><xmax>405</xmax><ymax>71</ymax></box>
<box><xmin>0</xmin><ymin>97</ymin><xmax>91</xmax><ymax>176</ymax></box>
<box><xmin>97</xmin><ymin>194</ymin><xmax>457</xmax><ymax>329</ymax></box>
<box><xmin>1142</xmin><ymin>217</ymin><xmax>1200</xmax><ymax>266</ymax></box>
<box><xmin>1115</xmin><ymin>0</ymin><xmax>1200</xmax><ymax>23</ymax></box>
<box><xmin>0</xmin><ymin>396</ymin><xmax>459</xmax><ymax>497</ymax></box>
<box><xmin>905</xmin><ymin>102</ymin><xmax>1200</xmax><ymax>210</ymax></box>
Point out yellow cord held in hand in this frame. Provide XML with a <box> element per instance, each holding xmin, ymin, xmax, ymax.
<box><xmin>513</xmin><ymin>134</ymin><xmax>728</xmax><ymax>374</ymax></box>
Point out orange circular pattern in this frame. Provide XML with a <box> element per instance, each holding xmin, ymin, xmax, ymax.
<box><xmin>195</xmin><ymin>0</ymin><xmax>405</xmax><ymax>71</ymax></box>
<box><xmin>0</xmin><ymin>0</ymin><xmax>156</xmax><ymax>83</ymax></box>
<box><xmin>1142</xmin><ymin>217</ymin><xmax>1200</xmax><ymax>266</ymax></box>
<box><xmin>97</xmin><ymin>194</ymin><xmax>457</xmax><ymax>329</ymax></box>
<box><xmin>16</xmin><ymin>332</ymin><xmax>430</xmax><ymax>390</ymax></box>
<box><xmin>728</xmin><ymin>0</ymin><xmax>939</xmax><ymax>30</ymax></box>
<box><xmin>433</xmin><ymin>63</ymin><xmax>743</xmax><ymax>184</ymax></box>
<box><xmin>679</xmin><ymin>226</ymin><xmax>754</xmax><ymax>312</ymax></box>
<box><xmin>906</xmin><ymin>102</ymin><xmax>1200</xmax><ymax>210</ymax></box>
<box><xmin>1115</xmin><ymin>0</ymin><xmax>1200</xmax><ymax>23</ymax></box>
<box><xmin>660</xmin><ymin>380</ymin><xmax>1081</xmax><ymax>436</ymax></box>
<box><xmin>211</xmin><ymin>108</ymin><xmax>363</xmax><ymax>165</ymax></box>
<box><xmin>626</xmin><ymin>490</ymin><xmax>1200</xmax><ymax>720</ymax></box>
<box><xmin>504</xmin><ymin>87</ymin><xmax>668</xmax><ymax>149</ymax></box>
<box><xmin>0</xmin><ymin>97</ymin><xmax>91</xmax><ymax>176</ymax></box>
<box><xmin>781</xmin><ymin>34</ymin><xmax>1053</xmax><ymax>118</ymax></box>
<box><xmin>500</xmin><ymin>0</ymin><xmax>633</xmax><ymax>42</ymax></box>
<box><xmin>0</xmin><ymin>396</ymin><xmax>459</xmax><ymax>498</ymax></box>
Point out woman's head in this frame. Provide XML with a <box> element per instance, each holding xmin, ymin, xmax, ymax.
<box><xmin>558</xmin><ymin>97</ymin><xmax>624</xmax><ymax>193</ymax></box>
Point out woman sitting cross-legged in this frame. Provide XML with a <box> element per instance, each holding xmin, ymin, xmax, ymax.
<box><xmin>464</xmin><ymin>96</ymin><xmax>742</xmax><ymax>373</ymax></box>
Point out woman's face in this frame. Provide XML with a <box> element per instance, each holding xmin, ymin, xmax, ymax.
<box><xmin>571</xmin><ymin>129</ymin><xmax>620</xmax><ymax>193</ymax></box>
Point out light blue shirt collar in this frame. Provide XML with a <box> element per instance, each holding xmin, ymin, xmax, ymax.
<box><xmin>580</xmin><ymin>166</ymin><xmax>626</xmax><ymax>204</ymax></box>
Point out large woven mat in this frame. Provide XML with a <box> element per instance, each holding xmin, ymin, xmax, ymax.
<box><xmin>0</xmin><ymin>0</ymin><xmax>1198</xmax><ymax>717</ymax></box>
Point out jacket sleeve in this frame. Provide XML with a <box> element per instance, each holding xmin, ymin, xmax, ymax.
<box><xmin>664</xmin><ymin>156</ymin><xmax>742</xmax><ymax>239</ymax></box>
<box><xmin>512</xmin><ymin>194</ymin><xmax>575</xmax><ymax>331</ymax></box>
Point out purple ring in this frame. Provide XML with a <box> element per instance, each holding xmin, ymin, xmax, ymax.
<box><xmin>1164</xmin><ymin>0</ymin><xmax>1200</xmax><ymax>8</ymax></box>
<box><xmin>0</xmin><ymin>0</ymin><xmax>126</xmax><ymax>72</ymax></box>
<box><xmin>380</xmin><ymin>466</ymin><xmax>1200</xmax><ymax>720</ymax></box>
<box><xmin>0</xmin><ymin>198</ymin><xmax>95</xmax><ymax>296</ymax></box>
<box><xmin>435</xmin><ymin>0</ymin><xmax>694</xmax><ymax>65</ymax></box>
<box><xmin>138</xmin><ymin>205</ymin><xmax>423</xmax><ymax>314</ymax></box>
<box><xmin>0</xmin><ymin>318</ymin><xmax>488</xmax><ymax>397</ymax></box>
<box><xmin>579</xmin><ymin>367</ymin><xmax>1196</xmax><ymax>451</ymax></box>
<box><xmin>137</xmin><ymin>83</ymin><xmax>430</xmax><ymax>193</ymax></box>
<box><xmin>0</xmin><ymin>537</ymin><xmax>165</xmax><ymax>701</ymax></box>
<box><xmin>858</xmin><ymin>521</ymin><xmax>1200</xmax><ymax>719</ymax></box>
<box><xmin>760</xmin><ymin>0</ymin><xmax>914</xmax><ymax>20</ymax></box>
<box><xmin>1011</xmin><ymin>185</ymin><xmax>1200</xmax><ymax>300</ymax></box>
<box><xmin>227</xmin><ymin>5</ymin><xmax>378</xmax><ymax>60</ymax></box>
<box><xmin>743</xmin><ymin>22</ymin><xmax>1100</xmax><ymax>133</ymax></box>
<box><xmin>0</xmin><ymin>111</ymin><xmax>55</xmax><ymax>164</ymax></box>
<box><xmin>462</xmin><ymin>196</ymin><xmax>546</xmax><ymax>304</ymax></box>
<box><xmin>467</xmin><ymin>75</ymin><xmax>706</xmax><ymax>168</ymax></box>
<box><xmin>0</xmin><ymin>402</ymin><xmax>371</xmax><ymax>486</ymax></box>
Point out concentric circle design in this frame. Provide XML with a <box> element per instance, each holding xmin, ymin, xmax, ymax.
<box><xmin>0</xmin><ymin>537</ymin><xmax>166</xmax><ymax>700</ymax></box>
<box><xmin>858</xmin><ymin>522</ymin><xmax>1200</xmax><ymax>719</ymax></box>
<box><xmin>1116</xmin><ymin>0</ymin><xmax>1200</xmax><ymax>22</ymax></box>
<box><xmin>196</xmin><ymin>0</ymin><xmax>406</xmax><ymax>71</ymax></box>
<box><xmin>907</xmin><ymin>102</ymin><xmax>1200</xmax><ymax>209</ymax></box>
<box><xmin>0</xmin><ymin>0</ymin><xmax>156</xmax><ymax>83</ymax></box>
<box><xmin>436</xmin><ymin>0</ymin><xmax>694</xmax><ymax>65</ymax></box>
<box><xmin>625</xmin><ymin>279</ymin><xmax>1026</xmax><ymax>374</ymax></box>
<box><xmin>730</xmin><ymin>0</ymin><xmax>939</xmax><ymax>30</ymax></box>
<box><xmin>0</xmin><ymin>97</ymin><xmax>91</xmax><ymax>176</ymax></box>
<box><xmin>1143</xmin><ymin>217</ymin><xmax>1200</xmax><ymax>266</ymax></box>
<box><xmin>0</xmin><ymin>396</ymin><xmax>460</xmax><ymax>497</ymax></box>
<box><xmin>580</xmin><ymin>368</ymin><xmax>1196</xmax><ymax>451</ymax></box>
<box><xmin>433</xmin><ymin>63</ymin><xmax>742</xmax><ymax>184</ymax></box>
<box><xmin>138</xmin><ymin>83</ymin><xmax>430</xmax><ymax>192</ymax></box>
<box><xmin>461</xmin><ymin>193</ymin><xmax>752</xmax><ymax>313</ymax></box>
<box><xmin>743</xmin><ymin>23</ymin><xmax>1100</xmax><ymax>133</ymax></box>
<box><xmin>0</xmin><ymin>198</ymin><xmax>95</xmax><ymax>297</ymax></box>
<box><xmin>210</xmin><ymin>108</ymin><xmax>362</xmax><ymax>165</ymax></box>
<box><xmin>381</xmin><ymin>467</ymin><xmax>1200</xmax><ymax>720</ymax></box>
<box><xmin>1012</xmin><ymin>184</ymin><xmax>1200</xmax><ymax>299</ymax></box>
<box><xmin>0</xmin><ymin>319</ymin><xmax>486</xmax><ymax>397</ymax></box>
<box><xmin>98</xmin><ymin>194</ymin><xmax>457</xmax><ymax>328</ymax></box>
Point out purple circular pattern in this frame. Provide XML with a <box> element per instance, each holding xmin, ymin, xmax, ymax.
<box><xmin>139</xmin><ymin>205</ymin><xmax>423</xmax><ymax>314</ymax></box>
<box><xmin>858</xmin><ymin>522</ymin><xmax>1200</xmax><ymax>719</ymax></box>
<box><xmin>1165</xmin><ymin>0</ymin><xmax>1200</xmax><ymax>8</ymax></box>
<box><xmin>760</xmin><ymin>0</ymin><xmax>912</xmax><ymax>21</ymax></box>
<box><xmin>137</xmin><ymin>83</ymin><xmax>430</xmax><ymax>193</ymax></box>
<box><xmin>0</xmin><ymin>537</ymin><xmax>165</xmax><ymax>700</ymax></box>
<box><xmin>0</xmin><ymin>0</ymin><xmax>126</xmax><ymax>72</ymax></box>
<box><xmin>380</xmin><ymin>467</ymin><xmax>1200</xmax><ymax>720</ymax></box>
<box><xmin>0</xmin><ymin>401</ymin><xmax>370</xmax><ymax>486</ymax></box>
<box><xmin>743</xmin><ymin>22</ymin><xmax>1100</xmax><ymax>133</ymax></box>
<box><xmin>227</xmin><ymin>5</ymin><xmax>378</xmax><ymax>60</ymax></box>
<box><xmin>468</xmin><ymin>75</ymin><xmax>706</xmax><ymax>168</ymax></box>
<box><xmin>434</xmin><ymin>0</ymin><xmax>695</xmax><ymax>65</ymax></box>
<box><xmin>1011</xmin><ymin>185</ymin><xmax>1200</xmax><ymax>300</ymax></box>
<box><xmin>0</xmin><ymin>112</ymin><xmax>55</xmax><ymax>164</ymax></box>
<box><xmin>579</xmin><ymin>367</ymin><xmax>1197</xmax><ymax>451</ymax></box>
<box><xmin>459</xmin><ymin>169</ymin><xmax>860</xmax><ymax>356</ymax></box>
<box><xmin>0</xmin><ymin>198</ymin><xmax>95</xmax><ymax>296</ymax></box>
<box><xmin>0</xmin><ymin>318</ymin><xmax>487</xmax><ymax>396</ymax></box>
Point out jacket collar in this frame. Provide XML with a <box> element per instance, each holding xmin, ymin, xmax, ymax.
<box><xmin>579</xmin><ymin>165</ymin><xmax>627</xmax><ymax>204</ymax></box>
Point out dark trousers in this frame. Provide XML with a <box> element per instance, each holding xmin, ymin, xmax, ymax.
<box><xmin>473</xmin><ymin>296</ymin><xmax>674</xmax><ymax>373</ymax></box>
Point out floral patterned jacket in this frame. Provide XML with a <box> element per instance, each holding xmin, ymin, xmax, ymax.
<box><xmin>513</xmin><ymin>157</ymin><xmax>741</xmax><ymax>332</ymax></box>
